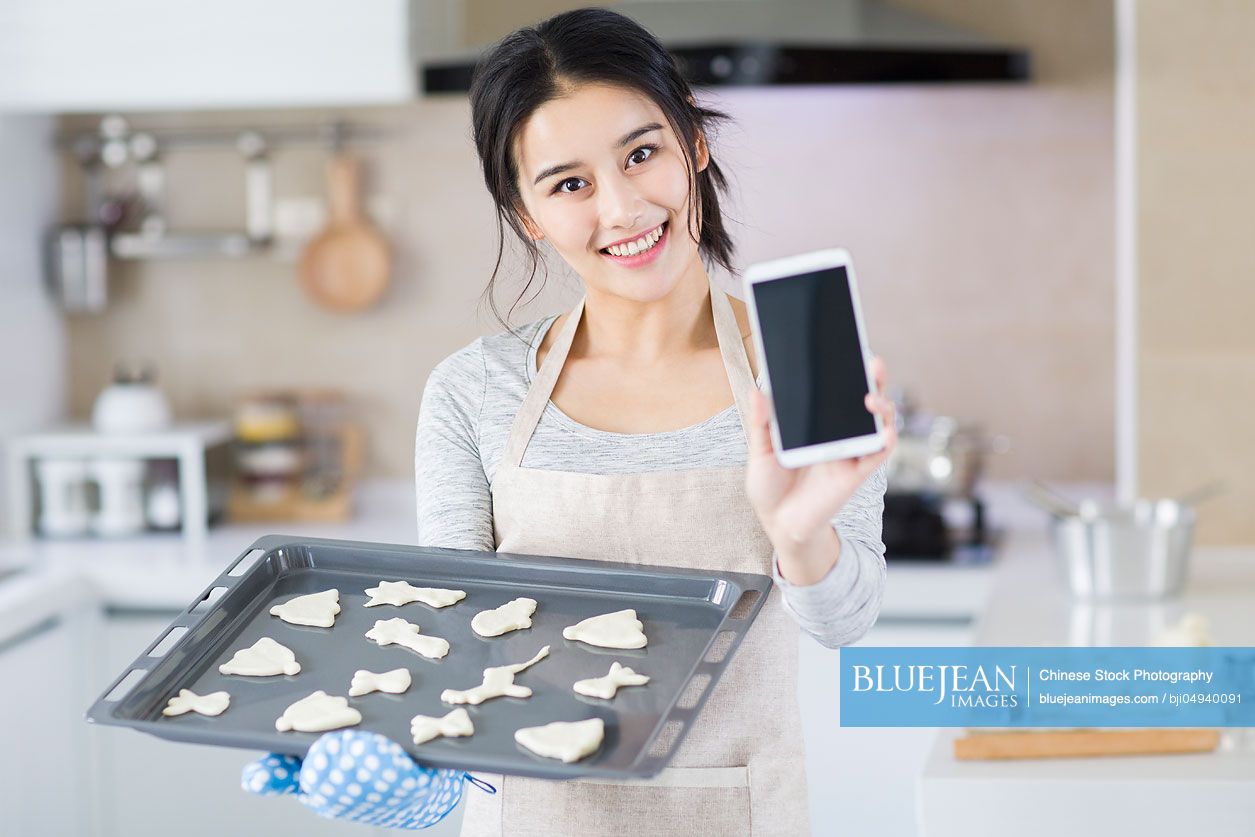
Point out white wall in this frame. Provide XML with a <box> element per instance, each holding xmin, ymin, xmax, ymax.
<box><xmin>0</xmin><ymin>114</ymin><xmax>64</xmax><ymax>532</ymax></box>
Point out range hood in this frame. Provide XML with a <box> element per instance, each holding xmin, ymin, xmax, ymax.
<box><xmin>416</xmin><ymin>0</ymin><xmax>1030</xmax><ymax>93</ymax></box>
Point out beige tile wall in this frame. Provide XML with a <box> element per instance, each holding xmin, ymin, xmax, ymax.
<box><xmin>60</xmin><ymin>1</ymin><xmax>1116</xmax><ymax>489</ymax></box>
<box><xmin>1137</xmin><ymin>1</ymin><xmax>1255</xmax><ymax>543</ymax></box>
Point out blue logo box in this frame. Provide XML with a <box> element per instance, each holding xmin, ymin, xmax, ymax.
<box><xmin>839</xmin><ymin>647</ymin><xmax>1255</xmax><ymax>727</ymax></box>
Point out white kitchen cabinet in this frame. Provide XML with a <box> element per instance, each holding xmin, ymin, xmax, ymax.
<box><xmin>0</xmin><ymin>608</ymin><xmax>98</xmax><ymax>836</ymax></box>
<box><xmin>93</xmin><ymin>610</ymin><xmax>465</xmax><ymax>837</ymax></box>
<box><xmin>0</xmin><ymin>0</ymin><xmax>412</xmax><ymax>113</ymax></box>
<box><xmin>799</xmin><ymin>618</ymin><xmax>974</xmax><ymax>837</ymax></box>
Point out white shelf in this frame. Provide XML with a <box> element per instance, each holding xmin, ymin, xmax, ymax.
<box><xmin>9</xmin><ymin>421</ymin><xmax>230</xmax><ymax>456</ymax></box>
<box><xmin>4</xmin><ymin>421</ymin><xmax>232</xmax><ymax>544</ymax></box>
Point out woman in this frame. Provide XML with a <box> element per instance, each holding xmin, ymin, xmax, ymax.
<box><xmin>414</xmin><ymin>7</ymin><xmax>897</xmax><ymax>835</ymax></box>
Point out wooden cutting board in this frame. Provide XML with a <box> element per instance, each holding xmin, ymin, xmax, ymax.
<box><xmin>954</xmin><ymin>728</ymin><xmax>1221</xmax><ymax>760</ymax></box>
<box><xmin>298</xmin><ymin>153</ymin><xmax>390</xmax><ymax>312</ymax></box>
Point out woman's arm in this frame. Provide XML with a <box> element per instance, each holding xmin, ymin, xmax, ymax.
<box><xmin>772</xmin><ymin>464</ymin><xmax>887</xmax><ymax>649</ymax></box>
<box><xmin>745</xmin><ymin>356</ymin><xmax>897</xmax><ymax>650</ymax></box>
<box><xmin>414</xmin><ymin>340</ymin><xmax>495</xmax><ymax>551</ymax></box>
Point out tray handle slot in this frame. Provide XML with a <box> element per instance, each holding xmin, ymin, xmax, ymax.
<box><xmin>676</xmin><ymin>672</ymin><xmax>711</xmax><ymax>710</ymax></box>
<box><xmin>103</xmin><ymin>668</ymin><xmax>149</xmax><ymax>703</ymax></box>
<box><xmin>191</xmin><ymin>586</ymin><xmax>229</xmax><ymax>615</ymax></box>
<box><xmin>645</xmin><ymin>718</ymin><xmax>686</xmax><ymax>760</ymax></box>
<box><xmin>227</xmin><ymin>548</ymin><xmax>266</xmax><ymax>577</ymax></box>
<box><xmin>147</xmin><ymin>626</ymin><xmax>189</xmax><ymax>658</ymax></box>
<box><xmin>703</xmin><ymin>630</ymin><xmax>737</xmax><ymax>664</ymax></box>
<box><xmin>728</xmin><ymin>588</ymin><xmax>760</xmax><ymax>620</ymax></box>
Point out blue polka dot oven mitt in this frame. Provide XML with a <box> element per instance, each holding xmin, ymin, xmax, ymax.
<box><xmin>242</xmin><ymin>729</ymin><xmax>495</xmax><ymax>829</ymax></box>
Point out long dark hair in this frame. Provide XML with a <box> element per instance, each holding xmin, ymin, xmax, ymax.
<box><xmin>468</xmin><ymin>7</ymin><xmax>736</xmax><ymax>330</ymax></box>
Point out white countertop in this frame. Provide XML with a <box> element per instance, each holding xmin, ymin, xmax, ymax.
<box><xmin>918</xmin><ymin>529</ymin><xmax>1255</xmax><ymax>837</ymax></box>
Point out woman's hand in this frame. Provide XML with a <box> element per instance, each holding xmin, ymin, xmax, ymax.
<box><xmin>745</xmin><ymin>356</ymin><xmax>897</xmax><ymax>583</ymax></box>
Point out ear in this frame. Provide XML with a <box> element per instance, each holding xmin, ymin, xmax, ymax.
<box><xmin>694</xmin><ymin>130</ymin><xmax>710</xmax><ymax>173</ymax></box>
<box><xmin>687</xmin><ymin>95</ymin><xmax>711</xmax><ymax>173</ymax></box>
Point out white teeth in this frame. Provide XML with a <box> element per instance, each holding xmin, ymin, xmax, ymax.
<box><xmin>605</xmin><ymin>224</ymin><xmax>664</xmax><ymax>258</ymax></box>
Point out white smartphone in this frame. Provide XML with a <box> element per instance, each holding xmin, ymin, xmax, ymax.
<box><xmin>744</xmin><ymin>248</ymin><xmax>885</xmax><ymax>469</ymax></box>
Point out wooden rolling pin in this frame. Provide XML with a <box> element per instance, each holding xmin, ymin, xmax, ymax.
<box><xmin>954</xmin><ymin>728</ymin><xmax>1221</xmax><ymax>760</ymax></box>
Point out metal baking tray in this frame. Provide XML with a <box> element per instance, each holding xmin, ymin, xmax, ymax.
<box><xmin>86</xmin><ymin>535</ymin><xmax>771</xmax><ymax>780</ymax></box>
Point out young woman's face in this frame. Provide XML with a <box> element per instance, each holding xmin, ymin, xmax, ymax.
<box><xmin>513</xmin><ymin>82</ymin><xmax>708</xmax><ymax>303</ymax></box>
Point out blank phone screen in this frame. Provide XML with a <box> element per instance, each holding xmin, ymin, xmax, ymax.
<box><xmin>752</xmin><ymin>266</ymin><xmax>876</xmax><ymax>450</ymax></box>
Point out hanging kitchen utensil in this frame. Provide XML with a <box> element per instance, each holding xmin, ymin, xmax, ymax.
<box><xmin>298</xmin><ymin>152</ymin><xmax>390</xmax><ymax>312</ymax></box>
<box><xmin>45</xmin><ymin>135</ymin><xmax>110</xmax><ymax>313</ymax></box>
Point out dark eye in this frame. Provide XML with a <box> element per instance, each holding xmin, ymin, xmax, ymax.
<box><xmin>553</xmin><ymin>177</ymin><xmax>586</xmax><ymax>194</ymax></box>
<box><xmin>627</xmin><ymin>145</ymin><xmax>657</xmax><ymax>167</ymax></box>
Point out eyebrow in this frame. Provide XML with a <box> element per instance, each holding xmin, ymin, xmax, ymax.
<box><xmin>531</xmin><ymin>122</ymin><xmax>665</xmax><ymax>186</ymax></box>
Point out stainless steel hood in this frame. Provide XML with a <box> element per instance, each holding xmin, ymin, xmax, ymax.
<box><xmin>416</xmin><ymin>0</ymin><xmax>1030</xmax><ymax>93</ymax></box>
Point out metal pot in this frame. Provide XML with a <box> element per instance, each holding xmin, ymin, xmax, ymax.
<box><xmin>1050</xmin><ymin>499</ymin><xmax>1195</xmax><ymax>600</ymax></box>
<box><xmin>885</xmin><ymin>415</ymin><xmax>1009</xmax><ymax>497</ymax></box>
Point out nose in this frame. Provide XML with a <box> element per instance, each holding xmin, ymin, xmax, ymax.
<box><xmin>596</xmin><ymin>171</ymin><xmax>644</xmax><ymax>231</ymax></box>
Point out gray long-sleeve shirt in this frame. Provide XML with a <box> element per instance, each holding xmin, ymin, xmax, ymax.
<box><xmin>414</xmin><ymin>314</ymin><xmax>887</xmax><ymax>649</ymax></box>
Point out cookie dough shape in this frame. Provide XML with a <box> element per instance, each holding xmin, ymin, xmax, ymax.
<box><xmin>1154</xmin><ymin>613</ymin><xmax>1213</xmax><ymax>646</ymax></box>
<box><xmin>269</xmin><ymin>589</ymin><xmax>340</xmax><ymax>628</ymax></box>
<box><xmin>573</xmin><ymin>662</ymin><xmax>650</xmax><ymax>700</ymax></box>
<box><xmin>562</xmin><ymin>609</ymin><xmax>648</xmax><ymax>649</ymax></box>
<box><xmin>410</xmin><ymin>708</ymin><xmax>475</xmax><ymax>745</ymax></box>
<box><xmin>365</xmin><ymin>580</ymin><xmax>466</xmax><ymax>609</ymax></box>
<box><xmin>349</xmin><ymin>668</ymin><xmax>413</xmax><ymax>697</ymax></box>
<box><xmin>162</xmin><ymin>688</ymin><xmax>230</xmax><ymax>717</ymax></box>
<box><xmin>515</xmin><ymin>718</ymin><xmax>605</xmax><ymax>763</ymax></box>
<box><xmin>471</xmin><ymin>597</ymin><xmax>537</xmax><ymax>637</ymax></box>
<box><xmin>365</xmin><ymin>618</ymin><xmax>450</xmax><ymax>660</ymax></box>
<box><xmin>219</xmin><ymin>637</ymin><xmax>301</xmax><ymax>676</ymax></box>
<box><xmin>275</xmin><ymin>691</ymin><xmax>362</xmax><ymax>733</ymax></box>
<box><xmin>441</xmin><ymin>645</ymin><xmax>550</xmax><ymax>706</ymax></box>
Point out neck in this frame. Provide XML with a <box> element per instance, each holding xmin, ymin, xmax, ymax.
<box><xmin>575</xmin><ymin>257</ymin><xmax>717</xmax><ymax>364</ymax></box>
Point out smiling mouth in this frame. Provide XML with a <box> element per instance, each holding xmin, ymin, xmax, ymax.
<box><xmin>599</xmin><ymin>222</ymin><xmax>667</xmax><ymax>257</ymax></box>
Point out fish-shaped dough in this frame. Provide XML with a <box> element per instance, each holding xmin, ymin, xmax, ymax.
<box><xmin>410</xmin><ymin>708</ymin><xmax>475</xmax><ymax>745</ymax></box>
<box><xmin>441</xmin><ymin>646</ymin><xmax>549</xmax><ymax>706</ymax></box>
<box><xmin>365</xmin><ymin>618</ymin><xmax>450</xmax><ymax>660</ymax></box>
<box><xmin>471</xmin><ymin>597</ymin><xmax>537</xmax><ymax>637</ymax></box>
<box><xmin>274</xmin><ymin>691</ymin><xmax>362</xmax><ymax>732</ymax></box>
<box><xmin>219</xmin><ymin>637</ymin><xmax>301</xmax><ymax>676</ymax></box>
<box><xmin>364</xmin><ymin>580</ymin><xmax>466</xmax><ymax>609</ymax></box>
<box><xmin>573</xmin><ymin>662</ymin><xmax>650</xmax><ymax>699</ymax></box>
<box><xmin>562</xmin><ymin>609</ymin><xmax>648</xmax><ymax>649</ymax></box>
<box><xmin>348</xmin><ymin>668</ymin><xmax>412</xmax><ymax>697</ymax></box>
<box><xmin>269</xmin><ymin>589</ymin><xmax>340</xmax><ymax>628</ymax></box>
<box><xmin>515</xmin><ymin>718</ymin><xmax>605</xmax><ymax>763</ymax></box>
<box><xmin>162</xmin><ymin>688</ymin><xmax>231</xmax><ymax>717</ymax></box>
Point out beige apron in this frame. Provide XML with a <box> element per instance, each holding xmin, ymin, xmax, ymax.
<box><xmin>460</xmin><ymin>280</ymin><xmax>810</xmax><ymax>837</ymax></box>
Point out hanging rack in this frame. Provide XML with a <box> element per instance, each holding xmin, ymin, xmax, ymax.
<box><xmin>54</xmin><ymin>117</ymin><xmax>402</xmax><ymax>262</ymax></box>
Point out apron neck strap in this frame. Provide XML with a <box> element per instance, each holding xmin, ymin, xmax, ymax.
<box><xmin>501</xmin><ymin>279</ymin><xmax>755</xmax><ymax>469</ymax></box>
<box><xmin>709</xmin><ymin>278</ymin><xmax>757</xmax><ymax>436</ymax></box>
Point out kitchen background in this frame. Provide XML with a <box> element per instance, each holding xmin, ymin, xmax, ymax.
<box><xmin>1</xmin><ymin>1</ymin><xmax>1253</xmax><ymax>836</ymax></box>
<box><xmin>7</xmin><ymin>0</ymin><xmax>1250</xmax><ymax>542</ymax></box>
<box><xmin>1</xmin><ymin>0</ymin><xmax>1248</xmax><ymax>541</ymax></box>
<box><xmin>57</xmin><ymin>0</ymin><xmax>1117</xmax><ymax>487</ymax></box>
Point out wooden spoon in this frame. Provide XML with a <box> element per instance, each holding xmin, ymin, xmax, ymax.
<box><xmin>298</xmin><ymin>154</ymin><xmax>390</xmax><ymax>312</ymax></box>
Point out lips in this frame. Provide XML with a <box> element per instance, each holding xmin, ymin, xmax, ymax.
<box><xmin>598</xmin><ymin>221</ymin><xmax>669</xmax><ymax>267</ymax></box>
<box><xmin>599</xmin><ymin>222</ymin><xmax>665</xmax><ymax>255</ymax></box>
